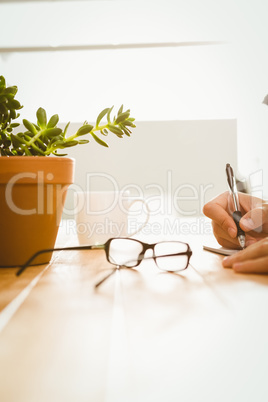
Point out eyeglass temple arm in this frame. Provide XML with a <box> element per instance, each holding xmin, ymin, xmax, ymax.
<box><xmin>16</xmin><ymin>244</ymin><xmax>105</xmax><ymax>276</ymax></box>
<box><xmin>94</xmin><ymin>267</ymin><xmax>119</xmax><ymax>288</ymax></box>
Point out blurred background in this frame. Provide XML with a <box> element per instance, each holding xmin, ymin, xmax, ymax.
<box><xmin>0</xmin><ymin>0</ymin><xmax>267</xmax><ymax>213</ymax></box>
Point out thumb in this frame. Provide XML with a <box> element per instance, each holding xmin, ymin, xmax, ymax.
<box><xmin>240</xmin><ymin>207</ymin><xmax>266</xmax><ymax>232</ymax></box>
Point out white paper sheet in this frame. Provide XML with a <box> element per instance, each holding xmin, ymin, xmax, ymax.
<box><xmin>203</xmin><ymin>245</ymin><xmax>240</xmax><ymax>256</ymax></box>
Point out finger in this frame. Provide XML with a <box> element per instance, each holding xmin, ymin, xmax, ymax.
<box><xmin>217</xmin><ymin>237</ymin><xmax>241</xmax><ymax>249</ymax></box>
<box><xmin>213</xmin><ymin>221</ymin><xmax>257</xmax><ymax>248</ymax></box>
<box><xmin>203</xmin><ymin>201</ymin><xmax>237</xmax><ymax>236</ymax></box>
<box><xmin>233</xmin><ymin>257</ymin><xmax>268</xmax><ymax>274</ymax></box>
<box><xmin>212</xmin><ymin>222</ymin><xmax>240</xmax><ymax>248</ymax></box>
<box><xmin>222</xmin><ymin>238</ymin><xmax>268</xmax><ymax>267</ymax></box>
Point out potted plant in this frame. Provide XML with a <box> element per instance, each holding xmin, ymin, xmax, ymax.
<box><xmin>0</xmin><ymin>75</ymin><xmax>135</xmax><ymax>267</ymax></box>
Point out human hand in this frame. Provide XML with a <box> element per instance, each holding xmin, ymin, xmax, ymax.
<box><xmin>203</xmin><ymin>191</ymin><xmax>268</xmax><ymax>249</ymax></box>
<box><xmin>222</xmin><ymin>237</ymin><xmax>268</xmax><ymax>274</ymax></box>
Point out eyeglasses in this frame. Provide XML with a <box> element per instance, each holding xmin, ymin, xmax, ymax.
<box><xmin>16</xmin><ymin>238</ymin><xmax>192</xmax><ymax>285</ymax></box>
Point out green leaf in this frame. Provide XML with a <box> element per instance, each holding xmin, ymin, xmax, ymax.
<box><xmin>122</xmin><ymin>120</ymin><xmax>136</xmax><ymax>128</ymax></box>
<box><xmin>91</xmin><ymin>133</ymin><xmax>108</xmax><ymax>147</ymax></box>
<box><xmin>36</xmin><ymin>107</ymin><xmax>47</xmax><ymax>129</ymax></box>
<box><xmin>0</xmin><ymin>95</ymin><xmax>7</xmax><ymax>103</ymax></box>
<box><xmin>64</xmin><ymin>140</ymin><xmax>79</xmax><ymax>147</ymax></box>
<box><xmin>4</xmin><ymin>86</ymin><xmax>18</xmax><ymax>97</ymax></box>
<box><xmin>0</xmin><ymin>104</ymin><xmax>8</xmax><ymax>114</ymax></box>
<box><xmin>117</xmin><ymin>104</ymin><xmax>123</xmax><ymax>115</ymax></box>
<box><xmin>10</xmin><ymin>109</ymin><xmax>16</xmax><ymax>120</ymax></box>
<box><xmin>62</xmin><ymin>122</ymin><xmax>70</xmax><ymax>138</ymax></box>
<box><xmin>77</xmin><ymin>124</ymin><xmax>94</xmax><ymax>136</ymax></box>
<box><xmin>10</xmin><ymin>122</ymin><xmax>20</xmax><ymax>128</ymax></box>
<box><xmin>96</xmin><ymin>107</ymin><xmax>109</xmax><ymax>126</ymax></box>
<box><xmin>33</xmin><ymin>123</ymin><xmax>41</xmax><ymax>131</ymax></box>
<box><xmin>23</xmin><ymin>119</ymin><xmax>37</xmax><ymax>134</ymax></box>
<box><xmin>0</xmin><ymin>76</ymin><xmax>6</xmax><ymax>90</ymax></box>
<box><xmin>47</xmin><ymin>114</ymin><xmax>59</xmax><ymax>128</ymax></box>
<box><xmin>107</xmin><ymin>106</ymin><xmax>114</xmax><ymax>123</ymax></box>
<box><xmin>52</xmin><ymin>151</ymin><xmax>68</xmax><ymax>157</ymax></box>
<box><xmin>42</xmin><ymin>127</ymin><xmax>63</xmax><ymax>138</ymax></box>
<box><xmin>107</xmin><ymin>124</ymin><xmax>124</xmax><ymax>136</ymax></box>
<box><xmin>3</xmin><ymin>93</ymin><xmax>15</xmax><ymax>101</ymax></box>
<box><xmin>7</xmin><ymin>99</ymin><xmax>21</xmax><ymax>110</ymax></box>
<box><xmin>10</xmin><ymin>134</ymin><xmax>25</xmax><ymax>147</ymax></box>
<box><xmin>115</xmin><ymin>111</ymin><xmax>130</xmax><ymax>124</ymax></box>
<box><xmin>78</xmin><ymin>139</ymin><xmax>90</xmax><ymax>144</ymax></box>
<box><xmin>50</xmin><ymin>138</ymin><xmax>65</xmax><ymax>147</ymax></box>
<box><xmin>24</xmin><ymin>133</ymin><xmax>34</xmax><ymax>141</ymax></box>
<box><xmin>121</xmin><ymin>126</ymin><xmax>131</xmax><ymax>136</ymax></box>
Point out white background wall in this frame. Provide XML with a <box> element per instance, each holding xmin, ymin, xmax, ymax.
<box><xmin>0</xmin><ymin>0</ymin><xmax>268</xmax><ymax>197</ymax></box>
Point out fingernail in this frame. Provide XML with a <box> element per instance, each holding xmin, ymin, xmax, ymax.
<box><xmin>241</xmin><ymin>218</ymin><xmax>254</xmax><ymax>230</ymax></box>
<box><xmin>228</xmin><ymin>227</ymin><xmax>236</xmax><ymax>238</ymax></box>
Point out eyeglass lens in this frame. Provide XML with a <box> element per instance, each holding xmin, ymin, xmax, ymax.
<box><xmin>108</xmin><ymin>238</ymin><xmax>143</xmax><ymax>267</ymax></box>
<box><xmin>107</xmin><ymin>238</ymin><xmax>189</xmax><ymax>271</ymax></box>
<box><xmin>154</xmin><ymin>242</ymin><xmax>189</xmax><ymax>271</ymax></box>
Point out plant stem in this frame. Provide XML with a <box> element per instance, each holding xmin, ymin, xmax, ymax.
<box><xmin>27</xmin><ymin>130</ymin><xmax>43</xmax><ymax>147</ymax></box>
<box><xmin>43</xmin><ymin>123</ymin><xmax>110</xmax><ymax>155</ymax></box>
<box><xmin>24</xmin><ymin>134</ymin><xmax>46</xmax><ymax>155</ymax></box>
<box><xmin>65</xmin><ymin>123</ymin><xmax>108</xmax><ymax>142</ymax></box>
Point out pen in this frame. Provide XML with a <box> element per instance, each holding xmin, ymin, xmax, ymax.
<box><xmin>226</xmin><ymin>163</ymin><xmax>246</xmax><ymax>249</ymax></box>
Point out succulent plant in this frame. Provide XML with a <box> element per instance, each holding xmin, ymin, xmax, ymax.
<box><xmin>0</xmin><ymin>75</ymin><xmax>135</xmax><ymax>156</ymax></box>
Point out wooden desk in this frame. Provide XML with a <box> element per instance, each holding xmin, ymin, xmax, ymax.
<box><xmin>0</xmin><ymin>217</ymin><xmax>268</xmax><ymax>402</ymax></box>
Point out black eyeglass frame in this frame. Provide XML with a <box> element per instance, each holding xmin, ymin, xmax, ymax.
<box><xmin>16</xmin><ymin>237</ymin><xmax>192</xmax><ymax>276</ymax></box>
<box><xmin>104</xmin><ymin>237</ymin><xmax>192</xmax><ymax>271</ymax></box>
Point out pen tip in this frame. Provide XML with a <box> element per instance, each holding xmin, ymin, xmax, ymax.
<box><xmin>238</xmin><ymin>236</ymin><xmax>246</xmax><ymax>249</ymax></box>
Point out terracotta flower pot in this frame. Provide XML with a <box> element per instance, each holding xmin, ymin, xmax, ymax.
<box><xmin>0</xmin><ymin>156</ymin><xmax>75</xmax><ymax>267</ymax></box>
